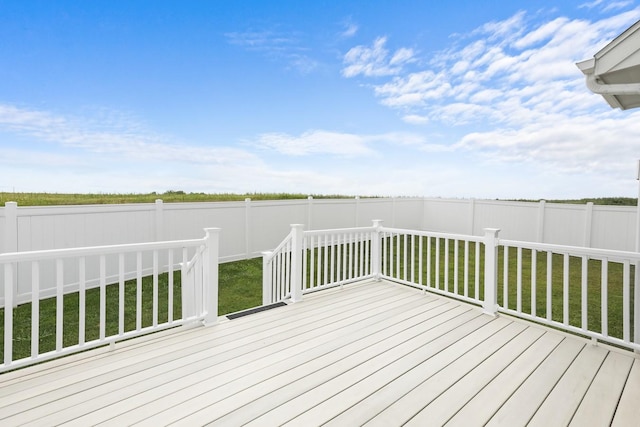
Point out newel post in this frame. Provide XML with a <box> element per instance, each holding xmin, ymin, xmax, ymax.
<box><xmin>290</xmin><ymin>224</ymin><xmax>304</xmax><ymax>303</ymax></box>
<box><xmin>203</xmin><ymin>227</ymin><xmax>220</xmax><ymax>325</ymax></box>
<box><xmin>483</xmin><ymin>228</ymin><xmax>500</xmax><ymax>316</ymax></box>
<box><xmin>371</xmin><ymin>220</ymin><xmax>383</xmax><ymax>280</ymax></box>
<box><xmin>4</xmin><ymin>202</ymin><xmax>18</xmax><ymax>308</ymax></box>
<box><xmin>262</xmin><ymin>251</ymin><xmax>273</xmax><ymax>305</ymax></box>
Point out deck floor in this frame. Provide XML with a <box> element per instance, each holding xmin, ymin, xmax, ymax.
<box><xmin>1</xmin><ymin>279</ymin><xmax>639</xmax><ymax>426</ymax></box>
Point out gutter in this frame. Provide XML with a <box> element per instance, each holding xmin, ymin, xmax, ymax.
<box><xmin>584</xmin><ymin>73</ymin><xmax>640</xmax><ymax>95</ymax></box>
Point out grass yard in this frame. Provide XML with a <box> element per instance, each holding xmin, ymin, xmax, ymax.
<box><xmin>383</xmin><ymin>236</ymin><xmax>636</xmax><ymax>343</ymax></box>
<box><xmin>0</xmin><ymin>191</ymin><xmax>353</xmax><ymax>206</ymax></box>
<box><xmin>1</xmin><ymin>258</ymin><xmax>263</xmax><ymax>363</ymax></box>
<box><xmin>1</xmin><ymin>191</ymin><xmax>635</xmax><ymax>207</ymax></box>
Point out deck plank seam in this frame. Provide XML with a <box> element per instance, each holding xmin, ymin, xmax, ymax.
<box><xmin>137</xmin><ymin>309</ymin><xmax>486</xmax><ymax>425</ymax></box>
<box><xmin>3</xmin><ymin>284</ymin><xmax>456</xmax><ymax>424</ymax></box>
<box><xmin>0</xmin><ymin>289</ymin><xmax>435</xmax><ymax>417</ymax></box>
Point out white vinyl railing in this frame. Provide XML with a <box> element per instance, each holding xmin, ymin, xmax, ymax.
<box><xmin>264</xmin><ymin>221</ymin><xmax>640</xmax><ymax>351</ymax></box>
<box><xmin>262</xmin><ymin>223</ymin><xmax>378</xmax><ymax>305</ymax></box>
<box><xmin>0</xmin><ymin>228</ymin><xmax>219</xmax><ymax>373</ymax></box>
<box><xmin>497</xmin><ymin>238</ymin><xmax>640</xmax><ymax>351</ymax></box>
<box><xmin>379</xmin><ymin>227</ymin><xmax>486</xmax><ymax>307</ymax></box>
<box><xmin>261</xmin><ymin>228</ymin><xmax>296</xmax><ymax>304</ymax></box>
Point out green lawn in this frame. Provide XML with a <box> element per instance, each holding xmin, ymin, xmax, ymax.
<box><xmin>0</xmin><ymin>191</ymin><xmax>353</xmax><ymax>206</ymax></box>
<box><xmin>300</xmin><ymin>234</ymin><xmax>635</xmax><ymax>345</ymax></box>
<box><xmin>1</xmin><ymin>258</ymin><xmax>263</xmax><ymax>362</ymax></box>
<box><xmin>386</xmin><ymin>236</ymin><xmax>636</xmax><ymax>342</ymax></box>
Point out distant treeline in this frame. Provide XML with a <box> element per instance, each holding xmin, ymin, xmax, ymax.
<box><xmin>514</xmin><ymin>197</ymin><xmax>638</xmax><ymax>206</ymax></box>
<box><xmin>0</xmin><ymin>191</ymin><xmax>355</xmax><ymax>207</ymax></box>
<box><xmin>0</xmin><ymin>192</ymin><xmax>637</xmax><ymax>207</ymax></box>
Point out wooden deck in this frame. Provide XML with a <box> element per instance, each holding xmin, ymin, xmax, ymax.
<box><xmin>1</xmin><ymin>279</ymin><xmax>639</xmax><ymax>426</ymax></box>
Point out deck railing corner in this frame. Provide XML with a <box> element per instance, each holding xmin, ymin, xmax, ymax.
<box><xmin>371</xmin><ymin>219</ymin><xmax>383</xmax><ymax>281</ymax></box>
<box><xmin>482</xmin><ymin>228</ymin><xmax>501</xmax><ymax>316</ymax></box>
<box><xmin>203</xmin><ymin>227</ymin><xmax>220</xmax><ymax>325</ymax></box>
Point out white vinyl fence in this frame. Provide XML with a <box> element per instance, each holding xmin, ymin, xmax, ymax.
<box><xmin>0</xmin><ymin>198</ymin><xmax>421</xmax><ymax>306</ymax></box>
<box><xmin>1</xmin><ymin>197</ymin><xmax>638</xmax><ymax>307</ymax></box>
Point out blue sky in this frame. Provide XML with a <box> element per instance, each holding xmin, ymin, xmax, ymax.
<box><xmin>1</xmin><ymin>0</ymin><xmax>639</xmax><ymax>198</ymax></box>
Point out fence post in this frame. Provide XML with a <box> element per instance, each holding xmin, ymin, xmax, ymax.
<box><xmin>262</xmin><ymin>251</ymin><xmax>273</xmax><ymax>305</ymax></box>
<box><xmin>537</xmin><ymin>200</ymin><xmax>546</xmax><ymax>243</ymax></box>
<box><xmin>469</xmin><ymin>198</ymin><xmax>476</xmax><ymax>235</ymax></box>
<box><xmin>203</xmin><ymin>227</ymin><xmax>220</xmax><ymax>325</ymax></box>
<box><xmin>307</xmin><ymin>196</ymin><xmax>313</xmax><ymax>230</ymax></box>
<box><xmin>3</xmin><ymin>202</ymin><xmax>17</xmax><ymax>254</ymax></box>
<box><xmin>155</xmin><ymin>199</ymin><xmax>164</xmax><ymax>241</ymax></box>
<box><xmin>635</xmin><ymin>160</ymin><xmax>639</xmax><ymax>352</ymax></box>
<box><xmin>371</xmin><ymin>220</ymin><xmax>383</xmax><ymax>280</ymax></box>
<box><xmin>4</xmin><ymin>202</ymin><xmax>18</xmax><ymax>307</ymax></box>
<box><xmin>391</xmin><ymin>197</ymin><xmax>397</xmax><ymax>227</ymax></box>
<box><xmin>483</xmin><ymin>228</ymin><xmax>500</xmax><ymax>316</ymax></box>
<box><xmin>584</xmin><ymin>202</ymin><xmax>593</xmax><ymax>248</ymax></box>
<box><xmin>290</xmin><ymin>224</ymin><xmax>304</xmax><ymax>303</ymax></box>
<box><xmin>635</xmin><ymin>263</ymin><xmax>640</xmax><ymax>351</ymax></box>
<box><xmin>245</xmin><ymin>198</ymin><xmax>252</xmax><ymax>259</ymax></box>
<box><xmin>181</xmin><ymin>259</ymin><xmax>192</xmax><ymax>320</ymax></box>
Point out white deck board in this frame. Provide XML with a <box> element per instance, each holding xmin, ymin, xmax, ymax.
<box><xmin>526</xmin><ymin>343</ymin><xmax>609</xmax><ymax>427</ymax></box>
<box><xmin>612</xmin><ymin>358</ymin><xmax>640</xmax><ymax>427</ymax></box>
<box><xmin>313</xmin><ymin>319</ymin><xmax>524</xmax><ymax>425</ymax></box>
<box><xmin>248</xmin><ymin>312</ymin><xmax>501</xmax><ymax>427</ymax></box>
<box><xmin>1</xmin><ymin>279</ymin><xmax>638</xmax><ymax>427</ymax></box>
<box><xmin>9</xmin><ymin>283</ymin><xmax>422</xmax><ymax>426</ymax></box>
<box><xmin>409</xmin><ymin>328</ymin><xmax>559</xmax><ymax>425</ymax></box>
<box><xmin>483</xmin><ymin>339</ymin><xmax>588</xmax><ymax>426</ymax></box>
<box><xmin>569</xmin><ymin>350</ymin><xmax>634</xmax><ymax>427</ymax></box>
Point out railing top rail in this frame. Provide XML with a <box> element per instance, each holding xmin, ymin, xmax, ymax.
<box><xmin>500</xmin><ymin>238</ymin><xmax>640</xmax><ymax>262</ymax></box>
<box><xmin>262</xmin><ymin>230</ymin><xmax>293</xmax><ymax>261</ymax></box>
<box><xmin>379</xmin><ymin>226</ymin><xmax>485</xmax><ymax>243</ymax></box>
<box><xmin>303</xmin><ymin>226</ymin><xmax>376</xmax><ymax>237</ymax></box>
<box><xmin>0</xmin><ymin>237</ymin><xmax>206</xmax><ymax>263</ymax></box>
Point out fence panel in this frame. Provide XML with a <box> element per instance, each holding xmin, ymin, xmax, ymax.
<box><xmin>542</xmin><ymin>204</ymin><xmax>589</xmax><ymax>246</ymax></box>
<box><xmin>591</xmin><ymin>206</ymin><xmax>637</xmax><ymax>251</ymax></box>
<box><xmin>422</xmin><ymin>199</ymin><xmax>470</xmax><ymax>234</ymax></box>
<box><xmin>473</xmin><ymin>200</ymin><xmax>541</xmax><ymax>241</ymax></box>
<box><xmin>162</xmin><ymin>202</ymin><xmax>247</xmax><ymax>260</ymax></box>
<box><xmin>250</xmin><ymin>201</ymin><xmax>307</xmax><ymax>258</ymax></box>
<box><xmin>2</xmin><ymin>197</ymin><xmax>638</xmax><ymax>307</ymax></box>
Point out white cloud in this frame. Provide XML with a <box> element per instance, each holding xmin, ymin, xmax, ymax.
<box><xmin>455</xmin><ymin>111</ymin><xmax>640</xmax><ymax>177</ymax></box>
<box><xmin>225</xmin><ymin>29</ymin><xmax>317</xmax><ymax>73</ymax></box>
<box><xmin>342</xmin><ymin>37</ymin><xmax>415</xmax><ymax>77</ymax></box>
<box><xmin>402</xmin><ymin>114</ymin><xmax>429</xmax><ymax>124</ymax></box>
<box><xmin>0</xmin><ymin>103</ymin><xmax>261</xmax><ymax>166</ymax></box>
<box><xmin>359</xmin><ymin>7</ymin><xmax>640</xmax><ymax>115</ymax></box>
<box><xmin>513</xmin><ymin>17</ymin><xmax>569</xmax><ymax>49</ymax></box>
<box><xmin>339</xmin><ymin>6</ymin><xmax>640</xmax><ymax>186</ymax></box>
<box><xmin>224</xmin><ymin>30</ymin><xmax>297</xmax><ymax>49</ymax></box>
<box><xmin>255</xmin><ymin>130</ymin><xmax>375</xmax><ymax>156</ymax></box>
<box><xmin>475</xmin><ymin>10</ymin><xmax>527</xmax><ymax>41</ymax></box>
<box><xmin>254</xmin><ymin>129</ymin><xmax>438</xmax><ymax>157</ymax></box>
<box><xmin>580</xmin><ymin>0</ymin><xmax>634</xmax><ymax>12</ymax></box>
<box><xmin>341</xmin><ymin>22</ymin><xmax>358</xmax><ymax>38</ymax></box>
<box><xmin>374</xmin><ymin>71</ymin><xmax>452</xmax><ymax>107</ymax></box>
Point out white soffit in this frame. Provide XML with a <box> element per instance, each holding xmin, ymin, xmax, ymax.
<box><xmin>577</xmin><ymin>20</ymin><xmax>640</xmax><ymax>110</ymax></box>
